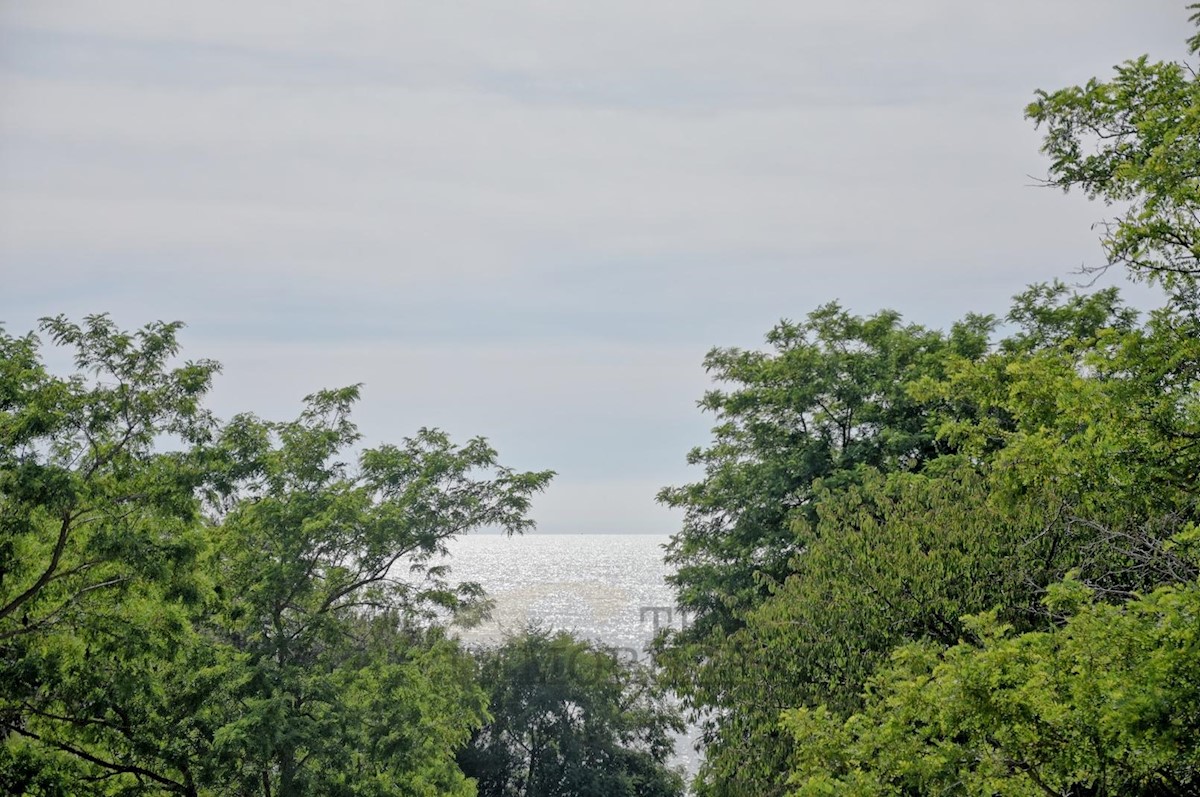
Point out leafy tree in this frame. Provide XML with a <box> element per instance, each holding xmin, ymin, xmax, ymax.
<box><xmin>672</xmin><ymin>9</ymin><xmax>1200</xmax><ymax>794</ymax></box>
<box><xmin>691</xmin><ymin>467</ymin><xmax>1070</xmax><ymax>794</ymax></box>
<box><xmin>459</xmin><ymin>628</ymin><xmax>684</xmax><ymax>797</ymax></box>
<box><xmin>784</xmin><ymin>569</ymin><xmax>1200</xmax><ymax>797</ymax></box>
<box><xmin>0</xmin><ymin>316</ymin><xmax>217</xmax><ymax>791</ymax></box>
<box><xmin>1</xmin><ymin>318</ymin><xmax>555</xmax><ymax>796</ymax></box>
<box><xmin>193</xmin><ymin>387</ymin><xmax>553</xmax><ymax>797</ymax></box>
<box><xmin>653</xmin><ymin>306</ymin><xmax>992</xmax><ymax>690</ymax></box>
<box><xmin>1026</xmin><ymin>5</ymin><xmax>1200</xmax><ymax>288</ymax></box>
<box><xmin>658</xmin><ymin>306</ymin><xmax>992</xmax><ymax>633</ymax></box>
<box><xmin>662</xmin><ymin>283</ymin><xmax>1200</xmax><ymax>796</ymax></box>
<box><xmin>924</xmin><ymin>284</ymin><xmax>1200</xmax><ymax>595</ymax></box>
<box><xmin>0</xmin><ymin>315</ymin><xmax>215</xmax><ymax>650</ymax></box>
<box><xmin>653</xmin><ymin>306</ymin><xmax>992</xmax><ymax>794</ymax></box>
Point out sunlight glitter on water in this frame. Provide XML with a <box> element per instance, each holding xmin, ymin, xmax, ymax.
<box><xmin>441</xmin><ymin>532</ymin><xmax>679</xmax><ymax>657</ymax></box>
<box><xmin>437</xmin><ymin>532</ymin><xmax>702</xmax><ymax>779</ymax></box>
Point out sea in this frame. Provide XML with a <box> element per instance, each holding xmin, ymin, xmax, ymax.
<box><xmin>433</xmin><ymin>532</ymin><xmax>703</xmax><ymax>779</ymax></box>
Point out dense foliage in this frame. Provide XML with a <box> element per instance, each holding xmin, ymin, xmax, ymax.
<box><xmin>0</xmin><ymin>317</ymin><xmax>218</xmax><ymax>794</ymax></box>
<box><xmin>784</xmin><ymin>571</ymin><xmax>1200</xmax><ymax>796</ymax></box>
<box><xmin>458</xmin><ymin>629</ymin><xmax>684</xmax><ymax>797</ymax></box>
<box><xmin>0</xmin><ymin>317</ymin><xmax>555</xmax><ymax>796</ymax></box>
<box><xmin>656</xmin><ymin>10</ymin><xmax>1200</xmax><ymax>795</ymax></box>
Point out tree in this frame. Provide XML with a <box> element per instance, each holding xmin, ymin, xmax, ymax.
<box><xmin>0</xmin><ymin>315</ymin><xmax>216</xmax><ymax>650</ymax></box>
<box><xmin>652</xmin><ymin>306</ymin><xmax>993</xmax><ymax>795</ymax></box>
<box><xmin>0</xmin><ymin>318</ymin><xmax>555</xmax><ymax>796</ymax></box>
<box><xmin>192</xmin><ymin>388</ymin><xmax>553</xmax><ymax>796</ymax></box>
<box><xmin>657</xmin><ymin>9</ymin><xmax>1200</xmax><ymax>793</ymax></box>
<box><xmin>692</xmin><ymin>466</ymin><xmax>1074</xmax><ymax>794</ymax></box>
<box><xmin>0</xmin><ymin>316</ymin><xmax>217</xmax><ymax>792</ymax></box>
<box><xmin>658</xmin><ymin>306</ymin><xmax>992</xmax><ymax>633</ymax></box>
<box><xmin>924</xmin><ymin>283</ymin><xmax>1200</xmax><ymax>595</ymax></box>
<box><xmin>459</xmin><ymin>628</ymin><xmax>684</xmax><ymax>797</ymax></box>
<box><xmin>661</xmin><ymin>283</ymin><xmax>1200</xmax><ymax>796</ymax></box>
<box><xmin>784</xmin><ymin>569</ymin><xmax>1200</xmax><ymax>797</ymax></box>
<box><xmin>1026</xmin><ymin>5</ymin><xmax>1200</xmax><ymax>288</ymax></box>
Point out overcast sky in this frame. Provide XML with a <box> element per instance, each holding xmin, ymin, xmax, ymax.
<box><xmin>0</xmin><ymin>2</ymin><xmax>1189</xmax><ymax>533</ymax></box>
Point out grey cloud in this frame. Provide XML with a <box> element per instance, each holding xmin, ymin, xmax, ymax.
<box><xmin>0</xmin><ymin>0</ymin><xmax>1188</xmax><ymax>533</ymax></box>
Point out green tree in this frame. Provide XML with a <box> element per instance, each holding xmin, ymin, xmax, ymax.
<box><xmin>669</xmin><ymin>9</ymin><xmax>1200</xmax><ymax>793</ymax></box>
<box><xmin>696</xmin><ymin>467</ymin><xmax>1069</xmax><ymax>794</ymax></box>
<box><xmin>0</xmin><ymin>319</ymin><xmax>555</xmax><ymax>796</ymax></box>
<box><xmin>0</xmin><ymin>316</ymin><xmax>217</xmax><ymax>792</ymax></box>
<box><xmin>459</xmin><ymin>628</ymin><xmax>684</xmax><ymax>797</ymax></box>
<box><xmin>658</xmin><ymin>306</ymin><xmax>992</xmax><ymax>632</ymax></box>
<box><xmin>0</xmin><ymin>315</ymin><xmax>215</xmax><ymax>651</ymax></box>
<box><xmin>1026</xmin><ymin>5</ymin><xmax>1200</xmax><ymax>288</ymax></box>
<box><xmin>663</xmin><ymin>283</ymin><xmax>1200</xmax><ymax>796</ymax></box>
<box><xmin>784</xmin><ymin>569</ymin><xmax>1200</xmax><ymax>797</ymax></box>
<box><xmin>923</xmin><ymin>283</ymin><xmax>1200</xmax><ymax>594</ymax></box>
<box><xmin>653</xmin><ymin>306</ymin><xmax>993</xmax><ymax>794</ymax></box>
<box><xmin>193</xmin><ymin>387</ymin><xmax>554</xmax><ymax>796</ymax></box>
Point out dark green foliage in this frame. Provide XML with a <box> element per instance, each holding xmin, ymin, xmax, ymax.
<box><xmin>659</xmin><ymin>306</ymin><xmax>993</xmax><ymax>632</ymax></box>
<box><xmin>459</xmin><ymin>629</ymin><xmax>684</xmax><ymax>797</ymax></box>
<box><xmin>0</xmin><ymin>738</ymin><xmax>84</xmax><ymax>797</ymax></box>
<box><xmin>653</xmin><ymin>306</ymin><xmax>995</xmax><ymax>794</ymax></box>
<box><xmin>691</xmin><ymin>468</ymin><xmax>1056</xmax><ymax>792</ymax></box>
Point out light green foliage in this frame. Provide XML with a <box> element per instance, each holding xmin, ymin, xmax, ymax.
<box><xmin>0</xmin><ymin>315</ymin><xmax>216</xmax><ymax>646</ymax></box>
<box><xmin>784</xmin><ymin>574</ymin><xmax>1200</xmax><ymax>797</ymax></box>
<box><xmin>0</xmin><ymin>316</ymin><xmax>218</xmax><ymax>792</ymax></box>
<box><xmin>923</xmin><ymin>283</ymin><xmax>1200</xmax><ymax>592</ymax></box>
<box><xmin>1026</xmin><ymin>8</ymin><xmax>1200</xmax><ymax>287</ymax></box>
<box><xmin>459</xmin><ymin>628</ymin><xmax>684</xmax><ymax>797</ymax></box>
<box><xmin>0</xmin><ymin>318</ymin><xmax>554</xmax><ymax>796</ymax></box>
<box><xmin>331</xmin><ymin>626</ymin><xmax>486</xmax><ymax>797</ymax></box>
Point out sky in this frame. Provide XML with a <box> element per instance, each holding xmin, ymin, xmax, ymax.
<box><xmin>0</xmin><ymin>1</ymin><xmax>1190</xmax><ymax>533</ymax></box>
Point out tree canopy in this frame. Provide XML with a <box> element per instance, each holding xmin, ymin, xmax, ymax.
<box><xmin>784</xmin><ymin>570</ymin><xmax>1200</xmax><ymax>797</ymax></box>
<box><xmin>1027</xmin><ymin>7</ymin><xmax>1200</xmax><ymax>288</ymax></box>
<box><xmin>458</xmin><ymin>628</ymin><xmax>684</xmax><ymax>797</ymax></box>
<box><xmin>0</xmin><ymin>316</ymin><xmax>556</xmax><ymax>796</ymax></box>
<box><xmin>655</xmin><ymin>10</ymin><xmax>1200</xmax><ymax>794</ymax></box>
